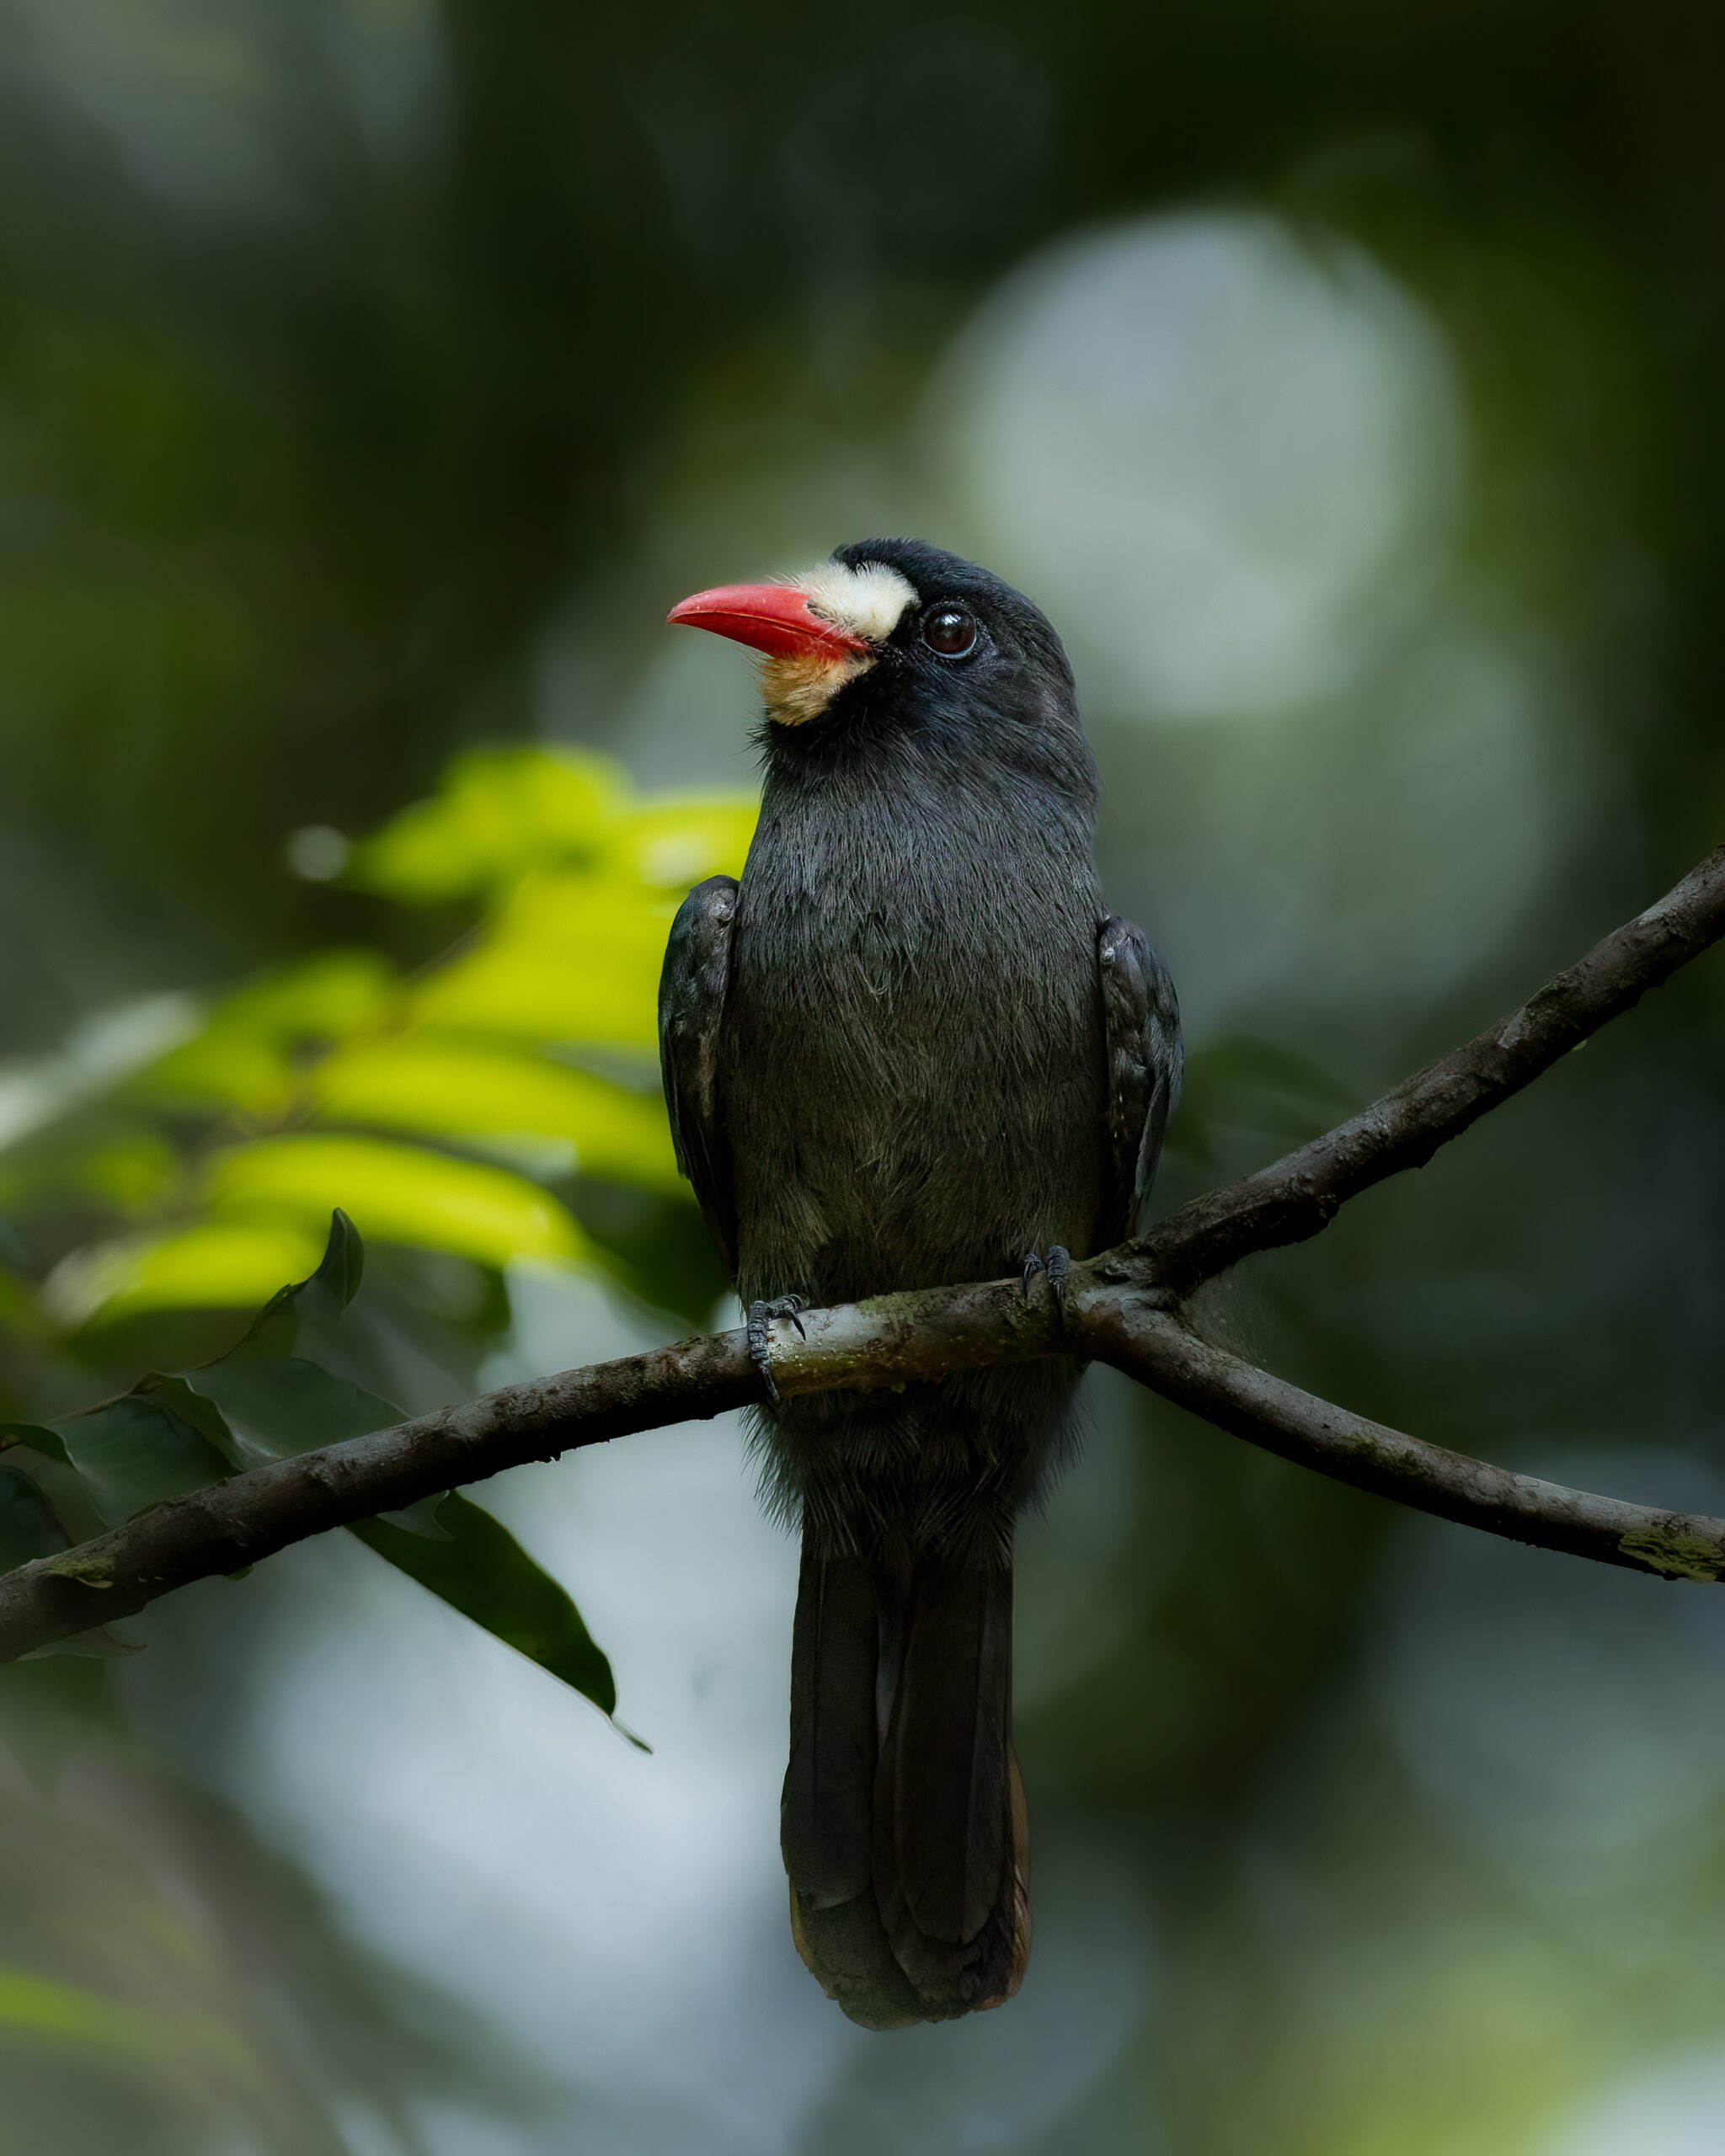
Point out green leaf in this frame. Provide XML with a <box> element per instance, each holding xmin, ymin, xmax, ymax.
<box><xmin>350</xmin><ymin>1495</ymin><xmax>620</xmax><ymax>1718</ymax></box>
<box><xmin>215</xmin><ymin>950</ymin><xmax>399</xmax><ymax>1040</ymax></box>
<box><xmin>0</xmin><ymin>1464</ymin><xmax>69</xmax><ymax>1572</ymax></box>
<box><xmin>312</xmin><ymin>1043</ymin><xmax>680</xmax><ymax>1190</ymax></box>
<box><xmin>134</xmin><ymin>1023</ymin><xmax>298</xmax><ymax>1118</ymax></box>
<box><xmin>227</xmin><ymin>1208</ymin><xmax>363</xmax><ymax>1358</ymax></box>
<box><xmin>49</xmin><ymin>1219</ymin><xmax>329</xmax><ymax>1325</ymax></box>
<box><xmin>184</xmin><ymin>1231</ymin><xmax>617</xmax><ymax>1701</ymax></box>
<box><xmin>0</xmin><ymin>1422</ymin><xmax>71</xmax><ymax>1466</ymax></box>
<box><xmin>47</xmin><ymin>1215</ymin><xmax>437</xmax><ymax>1556</ymax></box>
<box><xmin>190</xmin><ymin>1269</ymin><xmax>615</xmax><ymax>1689</ymax></box>
<box><xmin>190</xmin><ymin>1341</ymin><xmax>444</xmax><ymax>1538</ymax></box>
<box><xmin>54</xmin><ymin>1393</ymin><xmax>231</xmax><ymax>1526</ymax></box>
<box><xmin>184</xmin><ymin>1220</ymin><xmax>453</xmax><ymax>1533</ymax></box>
<box><xmin>0</xmin><ymin>1117</ymin><xmax>176</xmax><ymax>1215</ymax></box>
<box><xmin>0</xmin><ymin>1466</ymin><xmax>138</xmax><ymax>1659</ymax></box>
<box><xmin>347</xmin><ymin>746</ymin><xmax>626</xmax><ymax>903</ymax></box>
<box><xmin>299</xmin><ymin>1205</ymin><xmax>365</xmax><ymax>1321</ymax></box>
<box><xmin>131</xmin><ymin>1374</ymin><xmax>243</xmax><ymax>1460</ymax></box>
<box><xmin>132</xmin><ymin>955</ymin><xmax>398</xmax><ymax>1117</ymax></box>
<box><xmin>409</xmin><ymin>877</ymin><xmax>673</xmax><ymax>1053</ymax></box>
<box><xmin>0</xmin><ymin>1965</ymin><xmax>216</xmax><ymax>2070</ymax></box>
<box><xmin>191</xmin><ymin>1355</ymin><xmax>400</xmax><ymax>1453</ymax></box>
<box><xmin>344</xmin><ymin>746</ymin><xmax>753</xmax><ymax>914</ymax></box>
<box><xmin>202</xmin><ymin>1135</ymin><xmax>585</xmax><ymax>1268</ymax></box>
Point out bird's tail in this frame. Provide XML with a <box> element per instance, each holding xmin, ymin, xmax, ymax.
<box><xmin>782</xmin><ymin>1538</ymin><xmax>1029</xmax><ymax>2028</ymax></box>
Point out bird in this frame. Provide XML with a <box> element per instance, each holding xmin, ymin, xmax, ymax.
<box><xmin>658</xmin><ymin>538</ymin><xmax>1181</xmax><ymax>2028</ymax></box>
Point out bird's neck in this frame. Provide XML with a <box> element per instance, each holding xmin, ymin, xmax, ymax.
<box><xmin>761</xmin><ymin>713</ymin><xmax>1097</xmax><ymax>835</ymax></box>
<box><xmin>750</xmin><ymin>732</ymin><xmax>1101</xmax><ymax>922</ymax></box>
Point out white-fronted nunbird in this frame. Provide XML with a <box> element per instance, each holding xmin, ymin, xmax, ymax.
<box><xmin>658</xmin><ymin>538</ymin><xmax>1182</xmax><ymax>2027</ymax></box>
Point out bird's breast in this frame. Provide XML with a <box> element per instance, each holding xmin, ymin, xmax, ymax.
<box><xmin>723</xmin><ymin>803</ymin><xmax>1108</xmax><ymax>1302</ymax></box>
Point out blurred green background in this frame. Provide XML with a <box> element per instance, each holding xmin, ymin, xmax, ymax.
<box><xmin>2</xmin><ymin>0</ymin><xmax>1724</xmax><ymax>2148</ymax></box>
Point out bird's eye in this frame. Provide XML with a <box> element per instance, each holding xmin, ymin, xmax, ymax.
<box><xmin>921</xmin><ymin>605</ymin><xmax>978</xmax><ymax>657</ymax></box>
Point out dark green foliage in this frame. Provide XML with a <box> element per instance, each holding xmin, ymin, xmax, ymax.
<box><xmin>0</xmin><ymin>1465</ymin><xmax>68</xmax><ymax>1573</ymax></box>
<box><xmin>0</xmin><ymin>1217</ymin><xmax>621</xmax><ymax>1724</ymax></box>
<box><xmin>56</xmin><ymin>1394</ymin><xmax>230</xmax><ymax>1528</ymax></box>
<box><xmin>350</xmin><ymin>1497</ymin><xmax>621</xmax><ymax>1726</ymax></box>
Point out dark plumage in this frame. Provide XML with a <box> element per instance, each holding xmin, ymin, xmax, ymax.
<box><xmin>659</xmin><ymin>537</ymin><xmax>1180</xmax><ymax>2027</ymax></box>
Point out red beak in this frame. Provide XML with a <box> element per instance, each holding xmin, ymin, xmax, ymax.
<box><xmin>665</xmin><ymin>581</ymin><xmax>870</xmax><ymax>660</ymax></box>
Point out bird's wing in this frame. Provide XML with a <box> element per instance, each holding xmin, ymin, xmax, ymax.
<box><xmin>1097</xmin><ymin>912</ymin><xmax>1183</xmax><ymax>1246</ymax></box>
<box><xmin>658</xmin><ymin>873</ymin><xmax>740</xmax><ymax>1278</ymax></box>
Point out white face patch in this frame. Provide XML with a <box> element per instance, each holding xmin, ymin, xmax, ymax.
<box><xmin>761</xmin><ymin>558</ymin><xmax>919</xmax><ymax>727</ymax></box>
<box><xmin>798</xmin><ymin>559</ymin><xmax>918</xmax><ymax>644</ymax></box>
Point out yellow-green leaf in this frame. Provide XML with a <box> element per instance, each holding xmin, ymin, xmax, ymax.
<box><xmin>312</xmin><ymin>1041</ymin><xmax>679</xmax><ymax>1189</ymax></box>
<box><xmin>348</xmin><ymin>746</ymin><xmax>627</xmax><ymax>903</ymax></box>
<box><xmin>202</xmin><ymin>1135</ymin><xmax>585</xmax><ymax>1267</ymax></box>
<box><xmin>607</xmin><ymin>796</ymin><xmax>756</xmax><ymax>891</ymax></box>
<box><xmin>409</xmin><ymin>877</ymin><xmax>676</xmax><ymax>1051</ymax></box>
<box><xmin>46</xmin><ymin>1220</ymin><xmax>330</xmax><ymax>1324</ymax></box>
<box><xmin>134</xmin><ymin>954</ymin><xmax>399</xmax><ymax>1117</ymax></box>
<box><xmin>137</xmin><ymin>1024</ymin><xmax>299</xmax><ymax>1118</ymax></box>
<box><xmin>213</xmin><ymin>950</ymin><xmax>399</xmax><ymax>1040</ymax></box>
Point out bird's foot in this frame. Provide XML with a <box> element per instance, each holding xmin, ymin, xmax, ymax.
<box><xmin>1020</xmin><ymin>1246</ymin><xmax>1072</xmax><ymax>1322</ymax></box>
<box><xmin>747</xmin><ymin>1295</ymin><xmax>809</xmax><ymax>1405</ymax></box>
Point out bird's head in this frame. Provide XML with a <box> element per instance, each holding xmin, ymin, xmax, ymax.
<box><xmin>666</xmin><ymin>540</ymin><xmax>1083</xmax><ymax>777</ymax></box>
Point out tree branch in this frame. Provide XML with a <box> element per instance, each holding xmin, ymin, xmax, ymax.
<box><xmin>1</xmin><ymin>846</ymin><xmax>1722</xmax><ymax>1661</ymax></box>
<box><xmin>1132</xmin><ymin>844</ymin><xmax>1725</xmax><ymax>1299</ymax></box>
<box><xmin>1089</xmin><ymin>1309</ymin><xmax>1725</xmax><ymax>1582</ymax></box>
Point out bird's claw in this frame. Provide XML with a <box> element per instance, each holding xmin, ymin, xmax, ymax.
<box><xmin>1020</xmin><ymin>1246</ymin><xmax>1072</xmax><ymax>1322</ymax></box>
<box><xmin>747</xmin><ymin>1294</ymin><xmax>809</xmax><ymax>1405</ymax></box>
